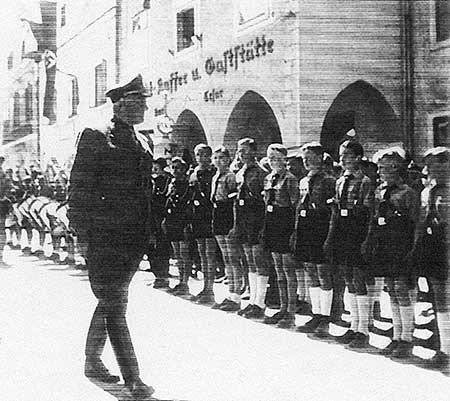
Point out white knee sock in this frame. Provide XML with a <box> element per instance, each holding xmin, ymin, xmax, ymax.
<box><xmin>248</xmin><ymin>272</ymin><xmax>257</xmax><ymax>305</ymax></box>
<box><xmin>437</xmin><ymin>312</ymin><xmax>450</xmax><ymax>356</ymax></box>
<box><xmin>390</xmin><ymin>299</ymin><xmax>402</xmax><ymax>341</ymax></box>
<box><xmin>309</xmin><ymin>287</ymin><xmax>321</xmax><ymax>315</ymax></box>
<box><xmin>20</xmin><ymin>229</ymin><xmax>29</xmax><ymax>249</ymax></box>
<box><xmin>399</xmin><ymin>304</ymin><xmax>415</xmax><ymax>343</ymax></box>
<box><xmin>349</xmin><ymin>293</ymin><xmax>359</xmax><ymax>332</ymax></box>
<box><xmin>320</xmin><ymin>289</ymin><xmax>333</xmax><ymax>317</ymax></box>
<box><xmin>254</xmin><ymin>275</ymin><xmax>269</xmax><ymax>309</ymax></box>
<box><xmin>357</xmin><ymin>295</ymin><xmax>370</xmax><ymax>335</ymax></box>
<box><xmin>366</xmin><ymin>284</ymin><xmax>380</xmax><ymax>327</ymax></box>
<box><xmin>12</xmin><ymin>231</ymin><xmax>19</xmax><ymax>246</ymax></box>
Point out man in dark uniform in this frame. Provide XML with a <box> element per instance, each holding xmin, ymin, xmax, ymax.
<box><xmin>68</xmin><ymin>75</ymin><xmax>155</xmax><ymax>399</ymax></box>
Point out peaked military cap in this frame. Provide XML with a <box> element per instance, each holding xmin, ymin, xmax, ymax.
<box><xmin>105</xmin><ymin>74</ymin><xmax>150</xmax><ymax>103</ymax></box>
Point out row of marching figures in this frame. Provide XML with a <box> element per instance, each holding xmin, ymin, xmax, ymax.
<box><xmin>0</xmin><ymin>172</ymin><xmax>83</xmax><ymax>267</ymax></box>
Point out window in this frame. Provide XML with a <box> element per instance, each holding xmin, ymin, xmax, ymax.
<box><xmin>13</xmin><ymin>93</ymin><xmax>21</xmax><ymax>127</ymax></box>
<box><xmin>176</xmin><ymin>7</ymin><xmax>195</xmax><ymax>52</ymax></box>
<box><xmin>132</xmin><ymin>10</ymin><xmax>148</xmax><ymax>33</ymax></box>
<box><xmin>70</xmin><ymin>77</ymin><xmax>79</xmax><ymax>117</ymax></box>
<box><xmin>7</xmin><ymin>52</ymin><xmax>13</xmax><ymax>70</ymax></box>
<box><xmin>436</xmin><ymin>0</ymin><xmax>450</xmax><ymax>42</ymax></box>
<box><xmin>25</xmin><ymin>85</ymin><xmax>33</xmax><ymax>122</ymax></box>
<box><xmin>433</xmin><ymin>115</ymin><xmax>450</xmax><ymax>146</ymax></box>
<box><xmin>94</xmin><ymin>60</ymin><xmax>107</xmax><ymax>107</ymax></box>
<box><xmin>61</xmin><ymin>5</ymin><xmax>66</xmax><ymax>27</ymax></box>
<box><xmin>236</xmin><ymin>0</ymin><xmax>271</xmax><ymax>30</ymax></box>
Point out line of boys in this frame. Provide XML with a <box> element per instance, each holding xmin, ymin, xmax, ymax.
<box><xmin>151</xmin><ymin>136</ymin><xmax>449</xmax><ymax>374</ymax></box>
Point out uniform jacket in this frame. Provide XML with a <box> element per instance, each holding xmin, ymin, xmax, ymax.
<box><xmin>68</xmin><ymin>118</ymin><xmax>153</xmax><ymax>249</ymax></box>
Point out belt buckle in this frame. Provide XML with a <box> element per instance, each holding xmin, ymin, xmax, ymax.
<box><xmin>239</xmin><ymin>199</ymin><xmax>245</xmax><ymax>206</ymax></box>
<box><xmin>300</xmin><ymin>210</ymin><xmax>307</xmax><ymax>218</ymax></box>
<box><xmin>267</xmin><ymin>205</ymin><xmax>274</xmax><ymax>213</ymax></box>
<box><xmin>427</xmin><ymin>226</ymin><xmax>433</xmax><ymax>235</ymax></box>
<box><xmin>378</xmin><ymin>217</ymin><xmax>386</xmax><ymax>226</ymax></box>
<box><xmin>340</xmin><ymin>209</ymin><xmax>348</xmax><ymax>217</ymax></box>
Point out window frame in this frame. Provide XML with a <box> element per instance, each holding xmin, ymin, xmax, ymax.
<box><xmin>69</xmin><ymin>77</ymin><xmax>79</xmax><ymax>118</ymax></box>
<box><xmin>430</xmin><ymin>0</ymin><xmax>450</xmax><ymax>50</ymax></box>
<box><xmin>61</xmin><ymin>4</ymin><xmax>67</xmax><ymax>27</ymax></box>
<box><xmin>233</xmin><ymin>0</ymin><xmax>273</xmax><ymax>36</ymax></box>
<box><xmin>430</xmin><ymin>112</ymin><xmax>450</xmax><ymax>147</ymax></box>
<box><xmin>94</xmin><ymin>60</ymin><xmax>107</xmax><ymax>108</ymax></box>
<box><xmin>173</xmin><ymin>0</ymin><xmax>200</xmax><ymax>57</ymax></box>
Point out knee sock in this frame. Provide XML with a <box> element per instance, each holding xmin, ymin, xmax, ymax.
<box><xmin>399</xmin><ymin>304</ymin><xmax>415</xmax><ymax>343</ymax></box>
<box><xmin>295</xmin><ymin>269</ymin><xmax>306</xmax><ymax>301</ymax></box>
<box><xmin>20</xmin><ymin>229</ymin><xmax>29</xmax><ymax>249</ymax></box>
<box><xmin>286</xmin><ymin>273</ymin><xmax>298</xmax><ymax>313</ymax></box>
<box><xmin>230</xmin><ymin>292</ymin><xmax>241</xmax><ymax>304</ymax></box>
<box><xmin>309</xmin><ymin>287</ymin><xmax>321</xmax><ymax>315</ymax></box>
<box><xmin>254</xmin><ymin>275</ymin><xmax>269</xmax><ymax>309</ymax></box>
<box><xmin>437</xmin><ymin>312</ymin><xmax>450</xmax><ymax>356</ymax></box>
<box><xmin>348</xmin><ymin>293</ymin><xmax>359</xmax><ymax>332</ymax></box>
<box><xmin>390</xmin><ymin>298</ymin><xmax>402</xmax><ymax>341</ymax></box>
<box><xmin>248</xmin><ymin>272</ymin><xmax>257</xmax><ymax>305</ymax></box>
<box><xmin>366</xmin><ymin>283</ymin><xmax>380</xmax><ymax>327</ymax></box>
<box><xmin>320</xmin><ymin>289</ymin><xmax>333</xmax><ymax>318</ymax></box>
<box><xmin>12</xmin><ymin>230</ymin><xmax>19</xmax><ymax>246</ymax></box>
<box><xmin>277</xmin><ymin>279</ymin><xmax>288</xmax><ymax>312</ymax></box>
<box><xmin>5</xmin><ymin>229</ymin><xmax>11</xmax><ymax>243</ymax></box>
<box><xmin>357</xmin><ymin>295</ymin><xmax>370</xmax><ymax>335</ymax></box>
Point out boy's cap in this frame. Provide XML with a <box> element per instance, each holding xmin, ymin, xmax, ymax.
<box><xmin>423</xmin><ymin>146</ymin><xmax>450</xmax><ymax>160</ymax></box>
<box><xmin>372</xmin><ymin>146</ymin><xmax>406</xmax><ymax>164</ymax></box>
<box><xmin>105</xmin><ymin>74</ymin><xmax>151</xmax><ymax>103</ymax></box>
<box><xmin>345</xmin><ymin>128</ymin><xmax>357</xmax><ymax>138</ymax></box>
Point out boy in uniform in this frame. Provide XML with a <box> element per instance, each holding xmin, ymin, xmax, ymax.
<box><xmin>233</xmin><ymin>138</ymin><xmax>269</xmax><ymax>319</ymax></box>
<box><xmin>324</xmin><ymin>141</ymin><xmax>374</xmax><ymax>349</ymax></box>
<box><xmin>416</xmin><ymin>147</ymin><xmax>450</xmax><ymax>370</ymax></box>
<box><xmin>367</xmin><ymin>147</ymin><xmax>419</xmax><ymax>359</ymax></box>
<box><xmin>294</xmin><ymin>143</ymin><xmax>336</xmax><ymax>337</ymax></box>
<box><xmin>189</xmin><ymin>144</ymin><xmax>217</xmax><ymax>304</ymax></box>
<box><xmin>262</xmin><ymin>144</ymin><xmax>299</xmax><ymax>327</ymax></box>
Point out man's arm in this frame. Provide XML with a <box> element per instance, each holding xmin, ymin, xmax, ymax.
<box><xmin>67</xmin><ymin>129</ymin><xmax>105</xmax><ymax>238</ymax></box>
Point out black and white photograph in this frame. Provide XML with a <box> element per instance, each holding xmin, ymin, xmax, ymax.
<box><xmin>0</xmin><ymin>1</ymin><xmax>449</xmax><ymax>400</ymax></box>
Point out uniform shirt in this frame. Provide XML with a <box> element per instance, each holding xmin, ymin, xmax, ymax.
<box><xmin>211</xmin><ymin>169</ymin><xmax>237</xmax><ymax>202</ymax></box>
<box><xmin>374</xmin><ymin>181</ymin><xmax>419</xmax><ymax>223</ymax></box>
<box><xmin>189</xmin><ymin>165</ymin><xmax>216</xmax><ymax>206</ymax></box>
<box><xmin>236</xmin><ymin>162</ymin><xmax>267</xmax><ymax>201</ymax></box>
<box><xmin>263</xmin><ymin>170</ymin><xmax>299</xmax><ymax>208</ymax></box>
<box><xmin>335</xmin><ymin>169</ymin><xmax>373</xmax><ymax>210</ymax></box>
<box><xmin>165</xmin><ymin>178</ymin><xmax>191</xmax><ymax>214</ymax></box>
<box><xmin>298</xmin><ymin>170</ymin><xmax>335</xmax><ymax>210</ymax></box>
<box><xmin>152</xmin><ymin>172</ymin><xmax>172</xmax><ymax>210</ymax></box>
<box><xmin>417</xmin><ymin>182</ymin><xmax>450</xmax><ymax>235</ymax></box>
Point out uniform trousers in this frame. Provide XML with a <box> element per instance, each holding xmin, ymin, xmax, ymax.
<box><xmin>85</xmin><ymin>243</ymin><xmax>141</xmax><ymax>383</ymax></box>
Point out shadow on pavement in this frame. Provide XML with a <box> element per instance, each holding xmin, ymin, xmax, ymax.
<box><xmin>88</xmin><ymin>378</ymin><xmax>188</xmax><ymax>401</ymax></box>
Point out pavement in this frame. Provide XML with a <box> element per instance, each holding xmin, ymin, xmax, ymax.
<box><xmin>1</xmin><ymin>247</ymin><xmax>450</xmax><ymax>401</ymax></box>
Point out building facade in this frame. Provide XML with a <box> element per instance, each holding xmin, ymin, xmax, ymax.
<box><xmin>40</xmin><ymin>0</ymin><xmax>119</xmax><ymax>168</ymax></box>
<box><xmin>1</xmin><ymin>0</ymin><xmax>448</xmax><ymax>167</ymax></box>
<box><xmin>121</xmin><ymin>0</ymin><xmax>415</xmax><ymax>160</ymax></box>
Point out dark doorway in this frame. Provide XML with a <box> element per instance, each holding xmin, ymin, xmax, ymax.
<box><xmin>171</xmin><ymin>109</ymin><xmax>207</xmax><ymax>162</ymax></box>
<box><xmin>224</xmin><ymin>90</ymin><xmax>282</xmax><ymax>157</ymax></box>
<box><xmin>321</xmin><ymin>80</ymin><xmax>401</xmax><ymax>160</ymax></box>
